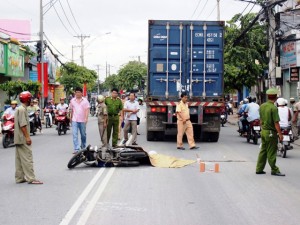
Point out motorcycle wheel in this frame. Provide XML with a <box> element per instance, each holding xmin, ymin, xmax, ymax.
<box><xmin>253</xmin><ymin>133</ymin><xmax>258</xmax><ymax>145</ymax></box>
<box><xmin>46</xmin><ymin>117</ymin><xmax>49</xmax><ymax>128</ymax></box>
<box><xmin>67</xmin><ymin>149</ymin><xmax>87</xmax><ymax>169</ymax></box>
<box><xmin>282</xmin><ymin>145</ymin><xmax>287</xmax><ymax>158</ymax></box>
<box><xmin>2</xmin><ymin>133</ymin><xmax>9</xmax><ymax>148</ymax></box>
<box><xmin>247</xmin><ymin>132</ymin><xmax>251</xmax><ymax>143</ymax></box>
<box><xmin>58</xmin><ymin>122</ymin><xmax>61</xmax><ymax>136</ymax></box>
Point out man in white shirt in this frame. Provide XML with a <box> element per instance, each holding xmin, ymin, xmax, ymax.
<box><xmin>244</xmin><ymin>97</ymin><xmax>260</xmax><ymax>123</ymax></box>
<box><xmin>56</xmin><ymin>97</ymin><xmax>69</xmax><ymax>112</ymax></box>
<box><xmin>277</xmin><ymin>98</ymin><xmax>291</xmax><ymax>128</ymax></box>
<box><xmin>122</xmin><ymin>92</ymin><xmax>139</xmax><ymax>145</ymax></box>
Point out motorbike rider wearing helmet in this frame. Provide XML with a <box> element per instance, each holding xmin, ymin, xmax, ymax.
<box><xmin>97</xmin><ymin>95</ymin><xmax>108</xmax><ymax>147</ymax></box>
<box><xmin>14</xmin><ymin>91</ymin><xmax>43</xmax><ymax>184</ymax></box>
<box><xmin>244</xmin><ymin>97</ymin><xmax>260</xmax><ymax>123</ymax></box>
<box><xmin>55</xmin><ymin>97</ymin><xmax>70</xmax><ymax>128</ymax></box>
<box><xmin>27</xmin><ymin>99</ymin><xmax>42</xmax><ymax>133</ymax></box>
<box><xmin>2</xmin><ymin>100</ymin><xmax>18</xmax><ymax>118</ymax></box>
<box><xmin>277</xmin><ymin>98</ymin><xmax>291</xmax><ymax>128</ymax></box>
<box><xmin>238</xmin><ymin>98</ymin><xmax>249</xmax><ymax>135</ymax></box>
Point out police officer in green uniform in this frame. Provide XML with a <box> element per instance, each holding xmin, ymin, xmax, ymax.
<box><xmin>105</xmin><ymin>88</ymin><xmax>123</xmax><ymax>147</ymax></box>
<box><xmin>256</xmin><ymin>88</ymin><xmax>285</xmax><ymax>176</ymax></box>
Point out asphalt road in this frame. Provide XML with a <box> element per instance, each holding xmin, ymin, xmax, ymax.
<box><xmin>1</xmin><ymin>112</ymin><xmax>300</xmax><ymax>225</ymax></box>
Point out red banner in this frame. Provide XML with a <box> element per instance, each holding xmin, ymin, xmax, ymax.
<box><xmin>37</xmin><ymin>62</ymin><xmax>48</xmax><ymax>97</ymax></box>
<box><xmin>83</xmin><ymin>82</ymin><xmax>87</xmax><ymax>97</ymax></box>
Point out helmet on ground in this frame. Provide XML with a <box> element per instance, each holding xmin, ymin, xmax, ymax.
<box><xmin>19</xmin><ymin>91</ymin><xmax>32</xmax><ymax>104</ymax></box>
<box><xmin>97</xmin><ymin>95</ymin><xmax>105</xmax><ymax>102</ymax></box>
<box><xmin>277</xmin><ymin>98</ymin><xmax>285</xmax><ymax>106</ymax></box>
<box><xmin>11</xmin><ymin>100</ymin><xmax>18</xmax><ymax>105</ymax></box>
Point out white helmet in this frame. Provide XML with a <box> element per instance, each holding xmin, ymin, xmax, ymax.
<box><xmin>243</xmin><ymin>98</ymin><xmax>249</xmax><ymax>103</ymax></box>
<box><xmin>277</xmin><ymin>97</ymin><xmax>285</xmax><ymax>106</ymax></box>
<box><xmin>97</xmin><ymin>95</ymin><xmax>105</xmax><ymax>102</ymax></box>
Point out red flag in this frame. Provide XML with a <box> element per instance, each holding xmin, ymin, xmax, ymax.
<box><xmin>37</xmin><ymin>62</ymin><xmax>48</xmax><ymax>97</ymax></box>
<box><xmin>83</xmin><ymin>82</ymin><xmax>87</xmax><ymax>97</ymax></box>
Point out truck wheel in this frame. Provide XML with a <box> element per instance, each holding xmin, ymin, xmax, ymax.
<box><xmin>147</xmin><ymin>131</ymin><xmax>154</xmax><ymax>141</ymax></box>
<box><xmin>208</xmin><ymin>132</ymin><xmax>219</xmax><ymax>142</ymax></box>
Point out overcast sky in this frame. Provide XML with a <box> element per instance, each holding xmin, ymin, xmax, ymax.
<box><xmin>1</xmin><ymin>0</ymin><xmax>261</xmax><ymax>81</ymax></box>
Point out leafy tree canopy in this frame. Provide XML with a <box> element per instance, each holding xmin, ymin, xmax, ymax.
<box><xmin>58</xmin><ymin>62</ymin><xmax>97</xmax><ymax>95</ymax></box>
<box><xmin>0</xmin><ymin>80</ymin><xmax>41</xmax><ymax>103</ymax></box>
<box><xmin>224</xmin><ymin>12</ymin><xmax>267</xmax><ymax>93</ymax></box>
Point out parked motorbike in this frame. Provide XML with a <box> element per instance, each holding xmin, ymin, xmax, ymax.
<box><xmin>1</xmin><ymin>115</ymin><xmax>14</xmax><ymax>148</ymax></box>
<box><xmin>246</xmin><ymin>119</ymin><xmax>261</xmax><ymax>145</ymax></box>
<box><xmin>55</xmin><ymin>110</ymin><xmax>68</xmax><ymax>135</ymax></box>
<box><xmin>67</xmin><ymin>145</ymin><xmax>149</xmax><ymax>169</ymax></box>
<box><xmin>277</xmin><ymin>127</ymin><xmax>293</xmax><ymax>158</ymax></box>
<box><xmin>220</xmin><ymin>111</ymin><xmax>227</xmax><ymax>127</ymax></box>
<box><xmin>28</xmin><ymin>111</ymin><xmax>37</xmax><ymax>135</ymax></box>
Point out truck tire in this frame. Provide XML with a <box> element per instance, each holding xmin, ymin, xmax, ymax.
<box><xmin>147</xmin><ymin>131</ymin><xmax>154</xmax><ymax>141</ymax></box>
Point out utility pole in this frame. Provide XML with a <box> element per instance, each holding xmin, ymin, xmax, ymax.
<box><xmin>217</xmin><ymin>0</ymin><xmax>220</xmax><ymax>21</ymax></box>
<box><xmin>267</xmin><ymin>0</ymin><xmax>277</xmax><ymax>88</ymax></box>
<box><xmin>74</xmin><ymin>34</ymin><xmax>90</xmax><ymax>66</ymax></box>
<box><xmin>40</xmin><ymin>0</ymin><xmax>44</xmax><ymax>111</ymax></box>
<box><xmin>71</xmin><ymin>45</ymin><xmax>80</xmax><ymax>62</ymax></box>
<box><xmin>95</xmin><ymin>64</ymin><xmax>101</xmax><ymax>95</ymax></box>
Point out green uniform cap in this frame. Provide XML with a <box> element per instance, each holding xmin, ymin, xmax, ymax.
<box><xmin>266</xmin><ymin>88</ymin><xmax>278</xmax><ymax>95</ymax></box>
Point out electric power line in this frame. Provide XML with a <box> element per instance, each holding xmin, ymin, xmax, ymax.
<box><xmin>58</xmin><ymin>0</ymin><xmax>79</xmax><ymax>35</ymax></box>
<box><xmin>66</xmin><ymin>0</ymin><xmax>82</xmax><ymax>33</ymax></box>
<box><xmin>44</xmin><ymin>33</ymin><xmax>72</xmax><ymax>61</ymax></box>
<box><xmin>191</xmin><ymin>0</ymin><xmax>203</xmax><ymax>19</ymax></box>
<box><xmin>196</xmin><ymin>0</ymin><xmax>209</xmax><ymax>19</ymax></box>
<box><xmin>206</xmin><ymin>3</ymin><xmax>217</xmax><ymax>19</ymax></box>
<box><xmin>0</xmin><ymin>27</ymin><xmax>38</xmax><ymax>36</ymax></box>
<box><xmin>51</xmin><ymin>1</ymin><xmax>75</xmax><ymax>37</ymax></box>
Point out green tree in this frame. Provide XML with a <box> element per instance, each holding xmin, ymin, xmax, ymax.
<box><xmin>117</xmin><ymin>61</ymin><xmax>147</xmax><ymax>91</ymax></box>
<box><xmin>103</xmin><ymin>74</ymin><xmax>121</xmax><ymax>91</ymax></box>
<box><xmin>58</xmin><ymin>62</ymin><xmax>97</xmax><ymax>95</ymax></box>
<box><xmin>224</xmin><ymin>13</ymin><xmax>267</xmax><ymax>93</ymax></box>
<box><xmin>0</xmin><ymin>80</ymin><xmax>41</xmax><ymax>103</ymax></box>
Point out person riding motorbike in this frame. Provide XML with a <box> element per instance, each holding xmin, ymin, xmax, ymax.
<box><xmin>238</xmin><ymin>98</ymin><xmax>249</xmax><ymax>135</ymax></box>
<box><xmin>277</xmin><ymin>98</ymin><xmax>291</xmax><ymax>129</ymax></box>
<box><xmin>27</xmin><ymin>99</ymin><xmax>42</xmax><ymax>133</ymax></box>
<box><xmin>244</xmin><ymin>97</ymin><xmax>260</xmax><ymax>123</ymax></box>
<box><xmin>2</xmin><ymin>100</ymin><xmax>18</xmax><ymax>118</ymax></box>
<box><xmin>44</xmin><ymin>101</ymin><xmax>55</xmax><ymax>126</ymax></box>
<box><xmin>55</xmin><ymin>97</ymin><xmax>70</xmax><ymax>129</ymax></box>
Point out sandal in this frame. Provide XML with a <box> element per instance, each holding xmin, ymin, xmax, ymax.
<box><xmin>29</xmin><ymin>180</ymin><xmax>43</xmax><ymax>185</ymax></box>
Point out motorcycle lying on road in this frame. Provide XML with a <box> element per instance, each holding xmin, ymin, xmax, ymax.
<box><xmin>55</xmin><ymin>110</ymin><xmax>69</xmax><ymax>135</ymax></box>
<box><xmin>246</xmin><ymin>119</ymin><xmax>261</xmax><ymax>145</ymax></box>
<box><xmin>277</xmin><ymin>127</ymin><xmax>293</xmax><ymax>158</ymax></box>
<box><xmin>67</xmin><ymin>145</ymin><xmax>149</xmax><ymax>169</ymax></box>
<box><xmin>1</xmin><ymin>115</ymin><xmax>14</xmax><ymax>148</ymax></box>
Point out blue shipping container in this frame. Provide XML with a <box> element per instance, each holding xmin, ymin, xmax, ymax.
<box><xmin>148</xmin><ymin>20</ymin><xmax>224</xmax><ymax>100</ymax></box>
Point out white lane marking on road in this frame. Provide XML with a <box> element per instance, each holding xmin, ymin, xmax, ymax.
<box><xmin>59</xmin><ymin>168</ymin><xmax>106</xmax><ymax>225</ymax></box>
<box><xmin>76</xmin><ymin>167</ymin><xmax>116</xmax><ymax>225</ymax></box>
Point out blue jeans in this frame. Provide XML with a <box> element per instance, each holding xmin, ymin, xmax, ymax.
<box><xmin>72</xmin><ymin>122</ymin><xmax>87</xmax><ymax>151</ymax></box>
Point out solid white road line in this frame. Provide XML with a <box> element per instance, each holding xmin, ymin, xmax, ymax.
<box><xmin>76</xmin><ymin>167</ymin><xmax>116</xmax><ymax>225</ymax></box>
<box><xmin>59</xmin><ymin>168</ymin><xmax>106</xmax><ymax>225</ymax></box>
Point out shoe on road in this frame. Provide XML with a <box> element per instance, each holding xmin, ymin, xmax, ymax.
<box><xmin>177</xmin><ymin>147</ymin><xmax>185</xmax><ymax>150</ymax></box>
<box><xmin>190</xmin><ymin>146</ymin><xmax>199</xmax><ymax>150</ymax></box>
<box><xmin>271</xmin><ymin>172</ymin><xmax>285</xmax><ymax>176</ymax></box>
<box><xmin>256</xmin><ymin>171</ymin><xmax>266</xmax><ymax>174</ymax></box>
<box><xmin>132</xmin><ymin>142</ymin><xmax>138</xmax><ymax>145</ymax></box>
<box><xmin>122</xmin><ymin>139</ymin><xmax>128</xmax><ymax>144</ymax></box>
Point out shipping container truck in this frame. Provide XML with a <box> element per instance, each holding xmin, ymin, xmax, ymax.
<box><xmin>146</xmin><ymin>20</ymin><xmax>224</xmax><ymax>142</ymax></box>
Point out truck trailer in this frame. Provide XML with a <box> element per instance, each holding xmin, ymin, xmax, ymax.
<box><xmin>146</xmin><ymin>20</ymin><xmax>225</xmax><ymax>142</ymax></box>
